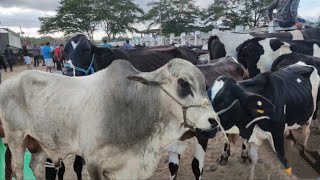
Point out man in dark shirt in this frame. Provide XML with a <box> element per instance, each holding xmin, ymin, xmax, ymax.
<box><xmin>31</xmin><ymin>45</ymin><xmax>40</xmax><ymax>67</ymax></box>
<box><xmin>268</xmin><ymin>0</ymin><xmax>301</xmax><ymax>28</ymax></box>
<box><xmin>0</xmin><ymin>55</ymin><xmax>7</xmax><ymax>84</ymax></box>
<box><xmin>4</xmin><ymin>45</ymin><xmax>14</xmax><ymax>72</ymax></box>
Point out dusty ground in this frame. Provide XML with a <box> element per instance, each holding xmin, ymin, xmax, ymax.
<box><xmin>2</xmin><ymin>65</ymin><xmax>320</xmax><ymax>180</ymax></box>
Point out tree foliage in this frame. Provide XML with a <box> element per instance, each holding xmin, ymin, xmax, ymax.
<box><xmin>96</xmin><ymin>0</ymin><xmax>144</xmax><ymax>39</ymax></box>
<box><xmin>39</xmin><ymin>0</ymin><xmax>99</xmax><ymax>40</ymax></box>
<box><xmin>145</xmin><ymin>0</ymin><xmax>201</xmax><ymax>36</ymax></box>
<box><xmin>204</xmin><ymin>0</ymin><xmax>273</xmax><ymax>29</ymax></box>
<box><xmin>39</xmin><ymin>0</ymin><xmax>143</xmax><ymax>40</ymax></box>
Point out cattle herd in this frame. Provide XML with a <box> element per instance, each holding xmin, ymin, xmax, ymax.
<box><xmin>0</xmin><ymin>27</ymin><xmax>319</xmax><ymax>180</ymax></box>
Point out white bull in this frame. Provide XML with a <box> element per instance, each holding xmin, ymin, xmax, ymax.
<box><xmin>0</xmin><ymin>59</ymin><xmax>219</xmax><ymax>180</ymax></box>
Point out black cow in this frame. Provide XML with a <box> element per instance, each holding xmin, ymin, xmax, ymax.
<box><xmin>237</xmin><ymin>37</ymin><xmax>320</xmax><ymax>78</ymax></box>
<box><xmin>208</xmin><ymin>62</ymin><xmax>319</xmax><ymax>179</ymax></box>
<box><xmin>63</xmin><ymin>34</ymin><xmax>199</xmax><ymax>76</ymax></box>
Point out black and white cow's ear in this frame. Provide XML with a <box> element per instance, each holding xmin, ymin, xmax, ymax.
<box><xmin>242</xmin><ymin>94</ymin><xmax>275</xmax><ymax>115</ymax></box>
<box><xmin>127</xmin><ymin>72</ymin><xmax>166</xmax><ymax>85</ymax></box>
<box><xmin>270</xmin><ymin>39</ymin><xmax>284</xmax><ymax>51</ymax></box>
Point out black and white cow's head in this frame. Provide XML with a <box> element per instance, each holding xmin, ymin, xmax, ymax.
<box><xmin>237</xmin><ymin>37</ymin><xmax>292</xmax><ymax>78</ymax></box>
<box><xmin>208</xmin><ymin>76</ymin><xmax>274</xmax><ymax>138</ymax></box>
<box><xmin>64</xmin><ymin>34</ymin><xmax>114</xmax><ymax>76</ymax></box>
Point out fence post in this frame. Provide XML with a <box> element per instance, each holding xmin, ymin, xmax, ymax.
<box><xmin>181</xmin><ymin>32</ymin><xmax>186</xmax><ymax>46</ymax></box>
<box><xmin>169</xmin><ymin>33</ymin><xmax>175</xmax><ymax>45</ymax></box>
<box><xmin>194</xmin><ymin>31</ymin><xmax>200</xmax><ymax>46</ymax></box>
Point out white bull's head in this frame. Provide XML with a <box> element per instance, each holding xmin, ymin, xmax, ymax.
<box><xmin>128</xmin><ymin>58</ymin><xmax>220</xmax><ymax>131</ymax></box>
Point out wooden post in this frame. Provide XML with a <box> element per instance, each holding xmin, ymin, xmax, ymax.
<box><xmin>181</xmin><ymin>32</ymin><xmax>186</xmax><ymax>46</ymax></box>
<box><xmin>194</xmin><ymin>31</ymin><xmax>200</xmax><ymax>46</ymax></box>
<box><xmin>169</xmin><ymin>33</ymin><xmax>175</xmax><ymax>45</ymax></box>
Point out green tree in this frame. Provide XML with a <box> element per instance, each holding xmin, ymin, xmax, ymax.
<box><xmin>96</xmin><ymin>0</ymin><xmax>144</xmax><ymax>39</ymax></box>
<box><xmin>39</xmin><ymin>0</ymin><xmax>99</xmax><ymax>40</ymax></box>
<box><xmin>145</xmin><ymin>0</ymin><xmax>201</xmax><ymax>36</ymax></box>
<box><xmin>205</xmin><ymin>0</ymin><xmax>273</xmax><ymax>29</ymax></box>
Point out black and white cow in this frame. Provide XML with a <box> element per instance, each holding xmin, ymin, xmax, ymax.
<box><xmin>208</xmin><ymin>28</ymin><xmax>320</xmax><ymax>61</ymax></box>
<box><xmin>251</xmin><ymin>27</ymin><xmax>320</xmax><ymax>41</ymax></box>
<box><xmin>208</xmin><ymin>62</ymin><xmax>319</xmax><ymax>179</ymax></box>
<box><xmin>208</xmin><ymin>32</ymin><xmax>254</xmax><ymax>60</ymax></box>
<box><xmin>237</xmin><ymin>37</ymin><xmax>320</xmax><ymax>78</ymax></box>
<box><xmin>166</xmin><ymin>57</ymin><xmax>247</xmax><ymax>180</ymax></box>
<box><xmin>271</xmin><ymin>52</ymin><xmax>320</xmax><ymax>73</ymax></box>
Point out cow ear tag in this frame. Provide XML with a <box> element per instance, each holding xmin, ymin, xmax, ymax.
<box><xmin>256</xmin><ymin>101</ymin><xmax>264</xmax><ymax>114</ymax></box>
<box><xmin>256</xmin><ymin>109</ymin><xmax>264</xmax><ymax>114</ymax></box>
<box><xmin>284</xmin><ymin>167</ymin><xmax>292</xmax><ymax>174</ymax></box>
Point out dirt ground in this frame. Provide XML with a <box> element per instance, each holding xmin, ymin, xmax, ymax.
<box><xmin>2</xmin><ymin>65</ymin><xmax>320</xmax><ymax>180</ymax></box>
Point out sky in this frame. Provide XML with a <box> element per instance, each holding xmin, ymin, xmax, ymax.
<box><xmin>0</xmin><ymin>0</ymin><xmax>319</xmax><ymax>40</ymax></box>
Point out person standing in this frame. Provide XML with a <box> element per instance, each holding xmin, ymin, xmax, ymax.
<box><xmin>54</xmin><ymin>44</ymin><xmax>64</xmax><ymax>71</ymax></box>
<box><xmin>22</xmin><ymin>45</ymin><xmax>32</xmax><ymax>70</ymax></box>
<box><xmin>101</xmin><ymin>39</ymin><xmax>112</xmax><ymax>48</ymax></box>
<box><xmin>0</xmin><ymin>55</ymin><xmax>7</xmax><ymax>84</ymax></box>
<box><xmin>39</xmin><ymin>44</ymin><xmax>46</xmax><ymax>66</ymax></box>
<box><xmin>268</xmin><ymin>0</ymin><xmax>301</xmax><ymax>28</ymax></box>
<box><xmin>122</xmin><ymin>39</ymin><xmax>132</xmax><ymax>49</ymax></box>
<box><xmin>43</xmin><ymin>42</ymin><xmax>53</xmax><ymax>73</ymax></box>
<box><xmin>31</xmin><ymin>45</ymin><xmax>40</xmax><ymax>67</ymax></box>
<box><xmin>4</xmin><ymin>45</ymin><xmax>14</xmax><ymax>72</ymax></box>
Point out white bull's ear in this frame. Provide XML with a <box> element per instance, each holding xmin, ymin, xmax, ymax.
<box><xmin>127</xmin><ymin>72</ymin><xmax>166</xmax><ymax>85</ymax></box>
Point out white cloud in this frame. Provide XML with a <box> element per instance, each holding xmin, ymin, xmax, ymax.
<box><xmin>0</xmin><ymin>0</ymin><xmax>59</xmax><ymax>11</ymax></box>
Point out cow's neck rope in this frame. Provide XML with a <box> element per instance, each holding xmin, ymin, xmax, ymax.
<box><xmin>73</xmin><ymin>54</ymin><xmax>95</xmax><ymax>75</ymax></box>
<box><xmin>217</xmin><ymin>99</ymin><xmax>269</xmax><ymax>128</ymax></box>
<box><xmin>160</xmin><ymin>86</ymin><xmax>229</xmax><ymax>143</ymax></box>
<box><xmin>159</xmin><ymin>86</ymin><xmax>210</xmax><ymax>129</ymax></box>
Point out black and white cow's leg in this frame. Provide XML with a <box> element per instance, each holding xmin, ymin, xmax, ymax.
<box><xmin>29</xmin><ymin>149</ymin><xmax>47</xmax><ymax>179</ymax></box>
<box><xmin>45</xmin><ymin>158</ymin><xmax>58</xmax><ymax>180</ymax></box>
<box><xmin>167</xmin><ymin>140</ymin><xmax>188</xmax><ymax>180</ymax></box>
<box><xmin>191</xmin><ymin>137</ymin><xmax>208</xmax><ymax>180</ymax></box>
<box><xmin>219</xmin><ymin>134</ymin><xmax>231</xmax><ymax>165</ymax></box>
<box><xmin>240</xmin><ymin>141</ymin><xmax>251</xmax><ymax>165</ymax></box>
<box><xmin>73</xmin><ymin>155</ymin><xmax>84</xmax><ymax>180</ymax></box>
<box><xmin>301</xmin><ymin>122</ymin><xmax>311</xmax><ymax>147</ymax></box>
<box><xmin>168</xmin><ymin>152</ymin><xmax>180</xmax><ymax>180</ymax></box>
<box><xmin>58</xmin><ymin>161</ymin><xmax>66</xmax><ymax>180</ymax></box>
<box><xmin>273</xmin><ymin>130</ymin><xmax>291</xmax><ymax>174</ymax></box>
<box><xmin>248</xmin><ymin>142</ymin><xmax>259</xmax><ymax>180</ymax></box>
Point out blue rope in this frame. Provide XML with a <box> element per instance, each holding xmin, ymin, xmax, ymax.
<box><xmin>73</xmin><ymin>54</ymin><xmax>95</xmax><ymax>75</ymax></box>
